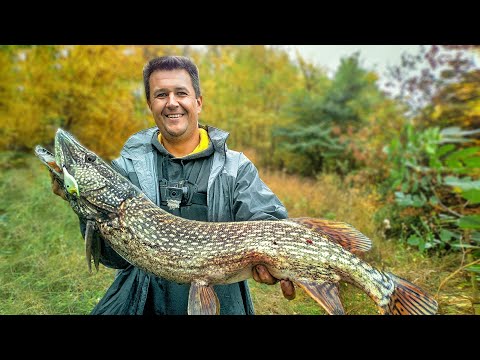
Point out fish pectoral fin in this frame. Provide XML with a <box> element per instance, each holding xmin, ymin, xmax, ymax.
<box><xmin>288</xmin><ymin>218</ymin><xmax>372</xmax><ymax>254</ymax></box>
<box><xmin>84</xmin><ymin>220</ymin><xmax>96</xmax><ymax>273</ymax></box>
<box><xmin>188</xmin><ymin>282</ymin><xmax>220</xmax><ymax>315</ymax></box>
<box><xmin>92</xmin><ymin>233</ymin><xmax>101</xmax><ymax>273</ymax></box>
<box><xmin>295</xmin><ymin>280</ymin><xmax>345</xmax><ymax>315</ymax></box>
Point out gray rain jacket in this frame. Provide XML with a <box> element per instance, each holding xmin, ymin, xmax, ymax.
<box><xmin>88</xmin><ymin>125</ymin><xmax>288</xmax><ymax>315</ymax></box>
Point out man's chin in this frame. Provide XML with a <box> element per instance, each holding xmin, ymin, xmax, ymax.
<box><xmin>164</xmin><ymin>127</ymin><xmax>187</xmax><ymax>139</ymax></box>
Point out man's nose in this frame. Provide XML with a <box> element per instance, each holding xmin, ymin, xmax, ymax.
<box><xmin>166</xmin><ymin>93</ymin><xmax>179</xmax><ymax>107</ymax></box>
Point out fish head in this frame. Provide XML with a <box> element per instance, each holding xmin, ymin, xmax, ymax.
<box><xmin>54</xmin><ymin>128</ymin><xmax>140</xmax><ymax>219</ymax></box>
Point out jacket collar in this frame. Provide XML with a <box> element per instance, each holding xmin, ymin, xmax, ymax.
<box><xmin>203</xmin><ymin>124</ymin><xmax>229</xmax><ymax>154</ymax></box>
<box><xmin>120</xmin><ymin>124</ymin><xmax>229</xmax><ymax>159</ymax></box>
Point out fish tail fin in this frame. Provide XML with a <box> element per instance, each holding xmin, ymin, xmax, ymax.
<box><xmin>382</xmin><ymin>273</ymin><xmax>438</xmax><ymax>315</ymax></box>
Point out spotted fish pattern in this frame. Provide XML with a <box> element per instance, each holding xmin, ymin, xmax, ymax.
<box><xmin>35</xmin><ymin>129</ymin><xmax>438</xmax><ymax>315</ymax></box>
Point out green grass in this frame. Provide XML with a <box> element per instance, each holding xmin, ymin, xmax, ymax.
<box><xmin>0</xmin><ymin>151</ymin><xmax>476</xmax><ymax>314</ymax></box>
<box><xmin>0</xmin><ymin>152</ymin><xmax>116</xmax><ymax>314</ymax></box>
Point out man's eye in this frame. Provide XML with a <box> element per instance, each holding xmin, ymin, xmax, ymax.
<box><xmin>156</xmin><ymin>93</ymin><xmax>166</xmax><ymax>98</ymax></box>
<box><xmin>85</xmin><ymin>154</ymin><xmax>96</xmax><ymax>163</ymax></box>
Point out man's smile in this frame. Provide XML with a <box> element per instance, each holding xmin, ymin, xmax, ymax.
<box><xmin>165</xmin><ymin>113</ymin><xmax>184</xmax><ymax>118</ymax></box>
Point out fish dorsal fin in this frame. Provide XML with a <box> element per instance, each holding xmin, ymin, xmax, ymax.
<box><xmin>288</xmin><ymin>218</ymin><xmax>372</xmax><ymax>253</ymax></box>
<box><xmin>295</xmin><ymin>280</ymin><xmax>345</xmax><ymax>315</ymax></box>
<box><xmin>188</xmin><ymin>282</ymin><xmax>220</xmax><ymax>315</ymax></box>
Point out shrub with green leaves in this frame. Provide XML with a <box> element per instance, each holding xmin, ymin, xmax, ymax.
<box><xmin>381</xmin><ymin>124</ymin><xmax>480</xmax><ymax>280</ymax></box>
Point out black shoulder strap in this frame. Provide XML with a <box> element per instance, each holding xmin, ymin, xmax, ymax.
<box><xmin>187</xmin><ymin>158</ymin><xmax>204</xmax><ymax>185</ymax></box>
<box><xmin>156</xmin><ymin>152</ymin><xmax>166</xmax><ymax>180</ymax></box>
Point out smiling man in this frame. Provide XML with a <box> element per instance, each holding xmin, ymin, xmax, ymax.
<box><xmin>148</xmin><ymin>67</ymin><xmax>202</xmax><ymax>157</ymax></box>
<box><xmin>53</xmin><ymin>55</ymin><xmax>295</xmax><ymax>315</ymax></box>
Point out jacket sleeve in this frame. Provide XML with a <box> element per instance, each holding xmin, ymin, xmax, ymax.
<box><xmin>77</xmin><ymin>157</ymin><xmax>131</xmax><ymax>269</ymax></box>
<box><xmin>232</xmin><ymin>155</ymin><xmax>288</xmax><ymax>222</ymax></box>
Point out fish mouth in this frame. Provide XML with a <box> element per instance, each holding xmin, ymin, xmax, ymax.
<box><xmin>55</xmin><ymin>128</ymin><xmax>83</xmax><ymax>170</ymax></box>
<box><xmin>54</xmin><ymin>129</ymin><xmax>84</xmax><ymax>196</ymax></box>
<box><xmin>34</xmin><ymin>145</ymin><xmax>63</xmax><ymax>178</ymax></box>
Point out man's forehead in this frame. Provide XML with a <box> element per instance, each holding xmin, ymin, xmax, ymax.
<box><xmin>150</xmin><ymin>69</ymin><xmax>191</xmax><ymax>82</ymax></box>
<box><xmin>150</xmin><ymin>69</ymin><xmax>191</xmax><ymax>85</ymax></box>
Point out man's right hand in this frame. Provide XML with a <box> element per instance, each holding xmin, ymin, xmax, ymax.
<box><xmin>252</xmin><ymin>264</ymin><xmax>296</xmax><ymax>300</ymax></box>
<box><xmin>50</xmin><ymin>172</ymin><xmax>68</xmax><ymax>201</ymax></box>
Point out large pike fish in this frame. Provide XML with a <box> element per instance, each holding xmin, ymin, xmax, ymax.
<box><xmin>35</xmin><ymin>129</ymin><xmax>438</xmax><ymax>315</ymax></box>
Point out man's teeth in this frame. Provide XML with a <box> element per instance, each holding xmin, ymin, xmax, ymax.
<box><xmin>166</xmin><ymin>114</ymin><xmax>182</xmax><ymax>118</ymax></box>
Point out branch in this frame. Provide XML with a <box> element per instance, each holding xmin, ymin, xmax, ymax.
<box><xmin>431</xmin><ymin>187</ymin><xmax>463</xmax><ymax>218</ymax></box>
<box><xmin>436</xmin><ymin>258</ymin><xmax>480</xmax><ymax>299</ymax></box>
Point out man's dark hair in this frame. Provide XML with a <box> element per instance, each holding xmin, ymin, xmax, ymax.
<box><xmin>143</xmin><ymin>56</ymin><xmax>201</xmax><ymax>101</ymax></box>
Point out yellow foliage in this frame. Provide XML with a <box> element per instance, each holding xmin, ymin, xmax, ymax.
<box><xmin>426</xmin><ymin>69</ymin><xmax>480</xmax><ymax>131</ymax></box>
<box><xmin>198</xmin><ymin>45</ymin><xmax>303</xmax><ymax>161</ymax></box>
<box><xmin>0</xmin><ymin>45</ymin><xmax>399</xmax><ymax>170</ymax></box>
<box><xmin>0</xmin><ymin>45</ymin><xmax>150</xmax><ymax>158</ymax></box>
<box><xmin>1</xmin><ymin>45</ymin><xmax>309</xmax><ymax>162</ymax></box>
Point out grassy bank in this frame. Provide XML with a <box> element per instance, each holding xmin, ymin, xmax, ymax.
<box><xmin>0</xmin><ymin>152</ymin><xmax>116</xmax><ymax>314</ymax></box>
<box><xmin>0</xmin><ymin>152</ymin><xmax>475</xmax><ymax>314</ymax></box>
<box><xmin>251</xmin><ymin>169</ymin><xmax>475</xmax><ymax>314</ymax></box>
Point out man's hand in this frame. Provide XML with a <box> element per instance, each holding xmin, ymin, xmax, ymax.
<box><xmin>50</xmin><ymin>172</ymin><xmax>68</xmax><ymax>201</ymax></box>
<box><xmin>252</xmin><ymin>264</ymin><xmax>296</xmax><ymax>300</ymax></box>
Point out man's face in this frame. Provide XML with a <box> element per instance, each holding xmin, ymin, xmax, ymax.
<box><xmin>147</xmin><ymin>69</ymin><xmax>202</xmax><ymax>142</ymax></box>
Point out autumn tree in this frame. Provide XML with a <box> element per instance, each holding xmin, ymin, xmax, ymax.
<box><xmin>385</xmin><ymin>45</ymin><xmax>480</xmax><ymax>119</ymax></box>
<box><xmin>0</xmin><ymin>45</ymin><xmax>63</xmax><ymax>151</ymax></box>
<box><xmin>274</xmin><ymin>52</ymin><xmax>390</xmax><ymax>176</ymax></box>
<box><xmin>422</xmin><ymin>69</ymin><xmax>480</xmax><ymax>137</ymax></box>
<box><xmin>198</xmin><ymin>45</ymin><xmax>303</xmax><ymax>166</ymax></box>
<box><xmin>0</xmin><ymin>45</ymin><xmax>150</xmax><ymax>159</ymax></box>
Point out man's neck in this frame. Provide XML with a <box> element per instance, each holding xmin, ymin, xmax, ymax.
<box><xmin>161</xmin><ymin>128</ymin><xmax>201</xmax><ymax>158</ymax></box>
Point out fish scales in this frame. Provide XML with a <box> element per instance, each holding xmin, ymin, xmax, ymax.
<box><xmin>34</xmin><ymin>129</ymin><xmax>438</xmax><ymax>315</ymax></box>
<box><xmin>98</xmin><ymin>194</ymin><xmax>394</xmax><ymax>305</ymax></box>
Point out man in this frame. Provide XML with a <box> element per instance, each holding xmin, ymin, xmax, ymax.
<box><xmin>52</xmin><ymin>55</ymin><xmax>295</xmax><ymax>314</ymax></box>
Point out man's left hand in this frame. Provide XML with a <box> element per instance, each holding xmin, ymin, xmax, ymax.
<box><xmin>252</xmin><ymin>264</ymin><xmax>296</xmax><ymax>300</ymax></box>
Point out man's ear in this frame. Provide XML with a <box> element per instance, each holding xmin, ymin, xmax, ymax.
<box><xmin>197</xmin><ymin>95</ymin><xmax>203</xmax><ymax>114</ymax></box>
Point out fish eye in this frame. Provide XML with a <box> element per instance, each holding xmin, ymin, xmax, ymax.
<box><xmin>85</xmin><ymin>154</ymin><xmax>96</xmax><ymax>163</ymax></box>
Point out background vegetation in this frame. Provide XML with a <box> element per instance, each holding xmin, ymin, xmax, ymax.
<box><xmin>1</xmin><ymin>45</ymin><xmax>479</xmax><ymax>314</ymax></box>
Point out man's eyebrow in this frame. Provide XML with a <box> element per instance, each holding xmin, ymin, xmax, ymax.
<box><xmin>154</xmin><ymin>86</ymin><xmax>190</xmax><ymax>93</ymax></box>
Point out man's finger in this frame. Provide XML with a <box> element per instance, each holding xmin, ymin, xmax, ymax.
<box><xmin>252</xmin><ymin>266</ymin><xmax>260</xmax><ymax>282</ymax></box>
<box><xmin>281</xmin><ymin>280</ymin><xmax>296</xmax><ymax>300</ymax></box>
<box><xmin>51</xmin><ymin>176</ymin><xmax>68</xmax><ymax>201</ymax></box>
<box><xmin>254</xmin><ymin>265</ymin><xmax>278</xmax><ymax>285</ymax></box>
